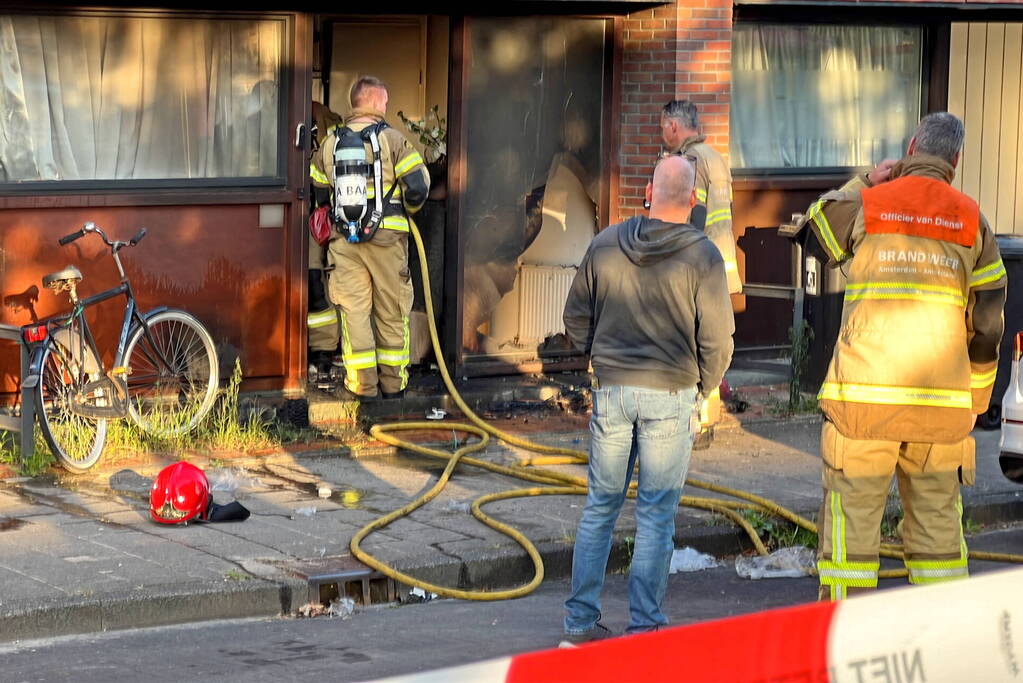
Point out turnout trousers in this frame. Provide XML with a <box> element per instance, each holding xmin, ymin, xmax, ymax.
<box><xmin>327</xmin><ymin>228</ymin><xmax>413</xmax><ymax>396</ymax></box>
<box><xmin>816</xmin><ymin>419</ymin><xmax>976</xmax><ymax>600</ymax></box>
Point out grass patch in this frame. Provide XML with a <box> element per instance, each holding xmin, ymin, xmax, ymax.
<box><xmin>739</xmin><ymin>509</ymin><xmax>818</xmax><ymax>551</ymax></box>
<box><xmin>0</xmin><ymin>427</ymin><xmax>56</xmax><ymax>477</ymax></box>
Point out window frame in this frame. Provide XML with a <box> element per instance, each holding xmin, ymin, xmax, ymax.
<box><xmin>0</xmin><ymin>7</ymin><xmax>292</xmax><ymax>194</ymax></box>
<box><xmin>730</xmin><ymin>8</ymin><xmax>947</xmax><ymax>178</ymax></box>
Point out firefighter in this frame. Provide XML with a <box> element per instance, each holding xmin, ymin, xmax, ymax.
<box><xmin>660</xmin><ymin>100</ymin><xmax>736</xmax><ymax>444</ymax></box>
<box><xmin>320</xmin><ymin>76</ymin><xmax>430</xmax><ymax>399</ymax></box>
<box><xmin>796</xmin><ymin>112</ymin><xmax>1006</xmax><ymax>599</ymax></box>
<box><xmin>660</xmin><ymin>100</ymin><xmax>741</xmax><ymax>294</ymax></box>
<box><xmin>308</xmin><ymin>101</ymin><xmax>344</xmax><ymax>385</ymax></box>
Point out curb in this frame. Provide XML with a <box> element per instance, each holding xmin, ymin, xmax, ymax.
<box><xmin>0</xmin><ymin>577</ymin><xmax>306</xmax><ymax>644</ymax></box>
<box><xmin>2</xmin><ymin>490</ymin><xmax>1018</xmax><ymax>643</ymax></box>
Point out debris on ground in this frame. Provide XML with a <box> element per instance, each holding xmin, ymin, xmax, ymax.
<box><xmin>296</xmin><ymin>598</ymin><xmax>356</xmax><ymax>619</ymax></box>
<box><xmin>669</xmin><ymin>546</ymin><xmax>722</xmax><ymax>573</ymax></box>
<box><xmin>208</xmin><ymin>467</ymin><xmax>262</xmax><ymax>493</ymax></box>
<box><xmin>734</xmin><ymin>546</ymin><xmax>816</xmax><ymax>579</ymax></box>
<box><xmin>445</xmin><ymin>500</ymin><xmax>471</xmax><ymax>513</ymax></box>
<box><xmin>291</xmin><ymin>507</ymin><xmax>317</xmax><ymax>519</ymax></box>
<box><xmin>405</xmin><ymin>587</ymin><xmax>439</xmax><ymax>604</ymax></box>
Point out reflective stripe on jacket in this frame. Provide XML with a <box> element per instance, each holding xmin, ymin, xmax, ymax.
<box><xmin>798</xmin><ymin>154</ymin><xmax>1006</xmax><ymax>443</ymax></box>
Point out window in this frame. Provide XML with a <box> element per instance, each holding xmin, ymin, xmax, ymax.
<box><xmin>0</xmin><ymin>14</ymin><xmax>283</xmax><ymax>184</ymax></box>
<box><xmin>461</xmin><ymin>17</ymin><xmax>607</xmax><ymax>357</ymax></box>
<box><xmin>730</xmin><ymin>24</ymin><xmax>923</xmax><ymax>170</ymax></box>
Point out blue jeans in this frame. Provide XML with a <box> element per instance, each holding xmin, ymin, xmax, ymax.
<box><xmin>564</xmin><ymin>384</ymin><xmax>697</xmax><ymax>634</ymax></box>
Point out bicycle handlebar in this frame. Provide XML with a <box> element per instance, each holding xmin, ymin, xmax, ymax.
<box><xmin>58</xmin><ymin>222</ymin><xmax>147</xmax><ymax>251</ymax></box>
<box><xmin>58</xmin><ymin>229</ymin><xmax>86</xmax><ymax>246</ymax></box>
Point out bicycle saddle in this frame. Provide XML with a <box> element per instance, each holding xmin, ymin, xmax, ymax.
<box><xmin>43</xmin><ymin>266</ymin><xmax>83</xmax><ymax>288</ymax></box>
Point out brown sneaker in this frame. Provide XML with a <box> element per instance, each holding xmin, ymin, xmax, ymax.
<box><xmin>559</xmin><ymin>623</ymin><xmax>614</xmax><ymax>648</ymax></box>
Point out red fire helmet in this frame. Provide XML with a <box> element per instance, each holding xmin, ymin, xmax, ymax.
<box><xmin>150</xmin><ymin>461</ymin><xmax>210</xmax><ymax>524</ymax></box>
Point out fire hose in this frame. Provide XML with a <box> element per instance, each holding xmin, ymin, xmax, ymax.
<box><xmin>348</xmin><ymin>218</ymin><xmax>1023</xmax><ymax>600</ymax></box>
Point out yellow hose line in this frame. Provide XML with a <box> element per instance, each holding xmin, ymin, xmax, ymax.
<box><xmin>347</xmin><ymin>217</ymin><xmax>1023</xmax><ymax>602</ymax></box>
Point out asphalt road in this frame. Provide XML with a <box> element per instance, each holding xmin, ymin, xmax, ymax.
<box><xmin>3</xmin><ymin>525</ymin><xmax>1022</xmax><ymax>683</ymax></box>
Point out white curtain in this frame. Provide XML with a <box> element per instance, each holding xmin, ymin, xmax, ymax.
<box><xmin>0</xmin><ymin>15</ymin><xmax>281</xmax><ymax>182</ymax></box>
<box><xmin>730</xmin><ymin>24</ymin><xmax>922</xmax><ymax>169</ymax></box>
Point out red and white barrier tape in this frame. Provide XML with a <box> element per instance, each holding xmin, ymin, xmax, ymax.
<box><xmin>371</xmin><ymin>567</ymin><xmax>1023</xmax><ymax>683</ymax></box>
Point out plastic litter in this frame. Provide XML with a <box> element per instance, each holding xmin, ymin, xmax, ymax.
<box><xmin>409</xmin><ymin>586</ymin><xmax>439</xmax><ymax>602</ymax></box>
<box><xmin>445</xmin><ymin>500</ymin><xmax>471</xmax><ymax>513</ymax></box>
<box><xmin>328</xmin><ymin>597</ymin><xmax>356</xmax><ymax>619</ymax></box>
<box><xmin>735</xmin><ymin>546</ymin><xmax>816</xmax><ymax>580</ymax></box>
<box><xmin>427</xmin><ymin>408</ymin><xmax>447</xmax><ymax>420</ymax></box>
<box><xmin>317</xmin><ymin>486</ymin><xmax>332</xmax><ymax>499</ymax></box>
<box><xmin>292</xmin><ymin>507</ymin><xmax>317</xmax><ymax>518</ymax></box>
<box><xmin>208</xmin><ymin>468</ymin><xmax>261</xmax><ymax>493</ymax></box>
<box><xmin>669</xmin><ymin>546</ymin><xmax>722</xmax><ymax>573</ymax></box>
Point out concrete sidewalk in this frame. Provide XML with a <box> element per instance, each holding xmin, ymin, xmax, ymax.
<box><xmin>1</xmin><ymin>376</ymin><xmax>1020</xmax><ymax>642</ymax></box>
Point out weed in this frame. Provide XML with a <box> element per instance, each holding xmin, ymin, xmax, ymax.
<box><xmin>0</xmin><ymin>427</ymin><xmax>55</xmax><ymax>477</ymax></box>
<box><xmin>788</xmin><ymin>320</ymin><xmax>815</xmax><ymax>412</ymax></box>
<box><xmin>740</xmin><ymin>509</ymin><xmax>818</xmax><ymax>550</ymax></box>
<box><xmin>963</xmin><ymin>517</ymin><xmax>983</xmax><ymax>536</ymax></box>
<box><xmin>223</xmin><ymin>569</ymin><xmax>250</xmax><ymax>582</ymax></box>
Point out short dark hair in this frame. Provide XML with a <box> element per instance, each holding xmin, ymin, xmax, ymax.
<box><xmin>662</xmin><ymin>100</ymin><xmax>699</xmax><ymax>132</ymax></box>
<box><xmin>351</xmin><ymin>76</ymin><xmax>387</xmax><ymax>107</ymax></box>
<box><xmin>913</xmin><ymin>112</ymin><xmax>965</xmax><ymax>163</ymax></box>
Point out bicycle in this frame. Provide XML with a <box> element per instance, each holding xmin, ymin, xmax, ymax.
<box><xmin>21</xmin><ymin>222</ymin><xmax>219</xmax><ymax>472</ymax></box>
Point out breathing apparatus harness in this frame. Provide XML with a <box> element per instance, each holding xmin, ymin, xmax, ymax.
<box><xmin>331</xmin><ymin>121</ymin><xmax>400</xmax><ymax>243</ymax></box>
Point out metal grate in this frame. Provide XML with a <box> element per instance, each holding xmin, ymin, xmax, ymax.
<box><xmin>293</xmin><ymin>555</ymin><xmax>398</xmax><ymax>607</ymax></box>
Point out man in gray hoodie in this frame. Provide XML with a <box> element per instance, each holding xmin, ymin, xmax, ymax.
<box><xmin>561</xmin><ymin>155</ymin><xmax>734</xmax><ymax>643</ymax></box>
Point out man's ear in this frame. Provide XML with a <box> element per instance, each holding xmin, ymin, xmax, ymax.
<box><xmin>645</xmin><ymin>181</ymin><xmax>653</xmax><ymax>205</ymax></box>
<box><xmin>951</xmin><ymin>151</ymin><xmax>961</xmax><ymax>169</ymax></box>
<box><xmin>689</xmin><ymin>188</ymin><xmax>697</xmax><ymax>209</ymax></box>
<box><xmin>907</xmin><ymin>136</ymin><xmax>917</xmax><ymax>156</ymax></box>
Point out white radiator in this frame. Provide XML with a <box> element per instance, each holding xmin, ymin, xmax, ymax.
<box><xmin>516</xmin><ymin>264</ymin><xmax>577</xmax><ymax>343</ymax></box>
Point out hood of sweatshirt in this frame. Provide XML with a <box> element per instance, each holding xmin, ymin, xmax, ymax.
<box><xmin>617</xmin><ymin>216</ymin><xmax>707</xmax><ymax>266</ymax></box>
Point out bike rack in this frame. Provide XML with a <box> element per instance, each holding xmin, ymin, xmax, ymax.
<box><xmin>0</xmin><ymin>324</ymin><xmax>36</xmax><ymax>463</ymax></box>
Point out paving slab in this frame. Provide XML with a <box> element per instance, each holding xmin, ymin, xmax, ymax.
<box><xmin>0</xmin><ymin>403</ymin><xmax>1020</xmax><ymax>643</ymax></box>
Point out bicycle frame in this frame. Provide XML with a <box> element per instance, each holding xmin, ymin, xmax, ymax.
<box><xmin>26</xmin><ymin>234</ymin><xmax>174</xmax><ymax>419</ymax></box>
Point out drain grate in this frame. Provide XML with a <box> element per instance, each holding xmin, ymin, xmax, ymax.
<box><xmin>293</xmin><ymin>555</ymin><xmax>399</xmax><ymax>607</ymax></box>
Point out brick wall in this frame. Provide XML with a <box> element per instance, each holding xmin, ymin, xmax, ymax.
<box><xmin>616</xmin><ymin>0</ymin><xmax>733</xmax><ymax>221</ymax></box>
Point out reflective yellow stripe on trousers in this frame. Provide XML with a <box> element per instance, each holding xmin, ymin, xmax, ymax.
<box><xmin>818</xmin><ymin>382</ymin><xmax>972</xmax><ymax>409</ymax></box>
<box><xmin>307</xmin><ymin>309</ymin><xmax>339</xmax><ymax>329</ymax></box>
<box><xmin>905</xmin><ymin>496</ymin><xmax>969</xmax><ymax>584</ymax></box>
<box><xmin>818</xmin><ymin>491</ymin><xmax>880</xmax><ymax>599</ymax></box>
<box><xmin>376</xmin><ymin>316</ymin><xmax>411</xmax><ymax>390</ymax></box>
<box><xmin>340</xmin><ymin>312</ymin><xmax>376</xmax><ymax>391</ymax></box>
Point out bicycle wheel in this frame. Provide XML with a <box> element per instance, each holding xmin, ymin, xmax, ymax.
<box><xmin>36</xmin><ymin>326</ymin><xmax>108</xmax><ymax>473</ymax></box>
<box><xmin>124</xmin><ymin>309</ymin><xmax>219</xmax><ymax>435</ymax></box>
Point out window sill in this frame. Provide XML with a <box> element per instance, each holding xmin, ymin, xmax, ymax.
<box><xmin>0</xmin><ymin>186</ymin><xmax>295</xmax><ymax>209</ymax></box>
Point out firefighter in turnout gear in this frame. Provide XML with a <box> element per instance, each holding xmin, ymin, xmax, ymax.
<box><xmin>797</xmin><ymin>112</ymin><xmax>1007</xmax><ymax>599</ymax></box>
<box><xmin>660</xmin><ymin>100</ymin><xmax>735</xmax><ymax>446</ymax></box>
<box><xmin>308</xmin><ymin>102</ymin><xmax>344</xmax><ymax>385</ymax></box>
<box><xmin>319</xmin><ymin>76</ymin><xmax>430</xmax><ymax>399</ymax></box>
<box><xmin>660</xmin><ymin>100</ymin><xmax>741</xmax><ymax>295</ymax></box>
